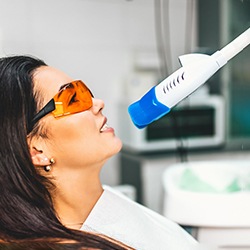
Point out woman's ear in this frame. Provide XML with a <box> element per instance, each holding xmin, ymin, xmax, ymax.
<box><xmin>27</xmin><ymin>136</ymin><xmax>50</xmax><ymax>167</ymax></box>
<box><xmin>29</xmin><ymin>146</ymin><xmax>51</xmax><ymax>167</ymax></box>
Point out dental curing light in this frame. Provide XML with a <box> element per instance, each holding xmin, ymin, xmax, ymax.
<box><xmin>128</xmin><ymin>27</ymin><xmax>250</xmax><ymax>129</ymax></box>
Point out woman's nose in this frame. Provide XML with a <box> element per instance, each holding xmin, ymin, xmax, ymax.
<box><xmin>91</xmin><ymin>98</ymin><xmax>105</xmax><ymax>114</ymax></box>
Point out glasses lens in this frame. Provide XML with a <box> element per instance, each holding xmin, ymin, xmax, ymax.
<box><xmin>52</xmin><ymin>80</ymin><xmax>93</xmax><ymax>117</ymax></box>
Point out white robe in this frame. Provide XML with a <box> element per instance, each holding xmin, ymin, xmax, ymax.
<box><xmin>81</xmin><ymin>186</ymin><xmax>202</xmax><ymax>250</ymax></box>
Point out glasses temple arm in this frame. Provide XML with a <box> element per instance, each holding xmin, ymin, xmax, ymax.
<box><xmin>31</xmin><ymin>99</ymin><xmax>56</xmax><ymax>126</ymax></box>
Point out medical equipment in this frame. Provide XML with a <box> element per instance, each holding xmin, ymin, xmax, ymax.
<box><xmin>128</xmin><ymin>27</ymin><xmax>250</xmax><ymax>129</ymax></box>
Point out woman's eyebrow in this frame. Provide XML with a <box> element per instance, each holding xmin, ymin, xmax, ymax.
<box><xmin>59</xmin><ymin>83</ymin><xmax>69</xmax><ymax>91</ymax></box>
<box><xmin>57</xmin><ymin>83</ymin><xmax>74</xmax><ymax>98</ymax></box>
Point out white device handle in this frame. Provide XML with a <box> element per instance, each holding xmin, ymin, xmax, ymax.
<box><xmin>128</xmin><ymin>27</ymin><xmax>250</xmax><ymax>129</ymax></box>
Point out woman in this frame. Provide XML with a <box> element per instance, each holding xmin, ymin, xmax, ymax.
<box><xmin>0</xmin><ymin>55</ymin><xmax>200</xmax><ymax>250</ymax></box>
<box><xmin>0</xmin><ymin>55</ymin><xmax>130</xmax><ymax>250</ymax></box>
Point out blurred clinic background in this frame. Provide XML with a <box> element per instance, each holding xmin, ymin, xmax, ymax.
<box><xmin>1</xmin><ymin>0</ymin><xmax>250</xmax><ymax>248</ymax></box>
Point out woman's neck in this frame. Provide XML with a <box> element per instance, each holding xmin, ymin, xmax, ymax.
<box><xmin>51</xmin><ymin>166</ymin><xmax>104</xmax><ymax>229</ymax></box>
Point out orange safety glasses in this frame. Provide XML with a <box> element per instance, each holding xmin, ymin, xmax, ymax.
<box><xmin>32</xmin><ymin>80</ymin><xmax>93</xmax><ymax>126</ymax></box>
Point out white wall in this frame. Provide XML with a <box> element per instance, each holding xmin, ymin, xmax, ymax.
<box><xmin>0</xmin><ymin>0</ymin><xmax>197</xmax><ymax>185</ymax></box>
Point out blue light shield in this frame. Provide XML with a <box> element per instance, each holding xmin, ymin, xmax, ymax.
<box><xmin>128</xmin><ymin>86</ymin><xmax>171</xmax><ymax>129</ymax></box>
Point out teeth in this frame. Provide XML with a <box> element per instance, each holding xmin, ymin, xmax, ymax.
<box><xmin>100</xmin><ymin>123</ymin><xmax>109</xmax><ymax>132</ymax></box>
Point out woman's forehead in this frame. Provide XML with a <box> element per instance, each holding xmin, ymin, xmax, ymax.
<box><xmin>33</xmin><ymin>66</ymin><xmax>73</xmax><ymax>97</ymax></box>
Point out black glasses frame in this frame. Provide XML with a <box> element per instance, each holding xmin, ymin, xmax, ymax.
<box><xmin>31</xmin><ymin>99</ymin><xmax>56</xmax><ymax>127</ymax></box>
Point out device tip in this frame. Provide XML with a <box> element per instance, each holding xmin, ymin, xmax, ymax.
<box><xmin>128</xmin><ymin>87</ymin><xmax>171</xmax><ymax>128</ymax></box>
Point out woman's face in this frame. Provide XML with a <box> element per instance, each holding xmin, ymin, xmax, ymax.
<box><xmin>33</xmin><ymin>66</ymin><xmax>122</xmax><ymax>170</ymax></box>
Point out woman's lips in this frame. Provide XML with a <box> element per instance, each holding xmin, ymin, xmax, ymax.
<box><xmin>100</xmin><ymin>117</ymin><xmax>114</xmax><ymax>133</ymax></box>
<box><xmin>100</xmin><ymin>123</ymin><xmax>108</xmax><ymax>132</ymax></box>
<box><xmin>100</xmin><ymin>123</ymin><xmax>115</xmax><ymax>133</ymax></box>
